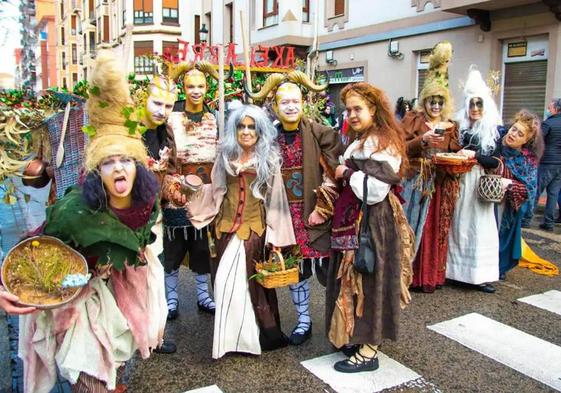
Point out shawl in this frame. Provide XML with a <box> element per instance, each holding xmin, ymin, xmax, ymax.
<box><xmin>44</xmin><ymin>187</ymin><xmax>159</xmax><ymax>271</ymax></box>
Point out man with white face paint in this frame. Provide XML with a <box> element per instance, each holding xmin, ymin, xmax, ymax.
<box><xmin>161</xmin><ymin>61</ymin><xmax>221</xmax><ymax>320</ymax></box>
<box><xmin>247</xmin><ymin>71</ymin><xmax>344</xmax><ymax>346</ymax></box>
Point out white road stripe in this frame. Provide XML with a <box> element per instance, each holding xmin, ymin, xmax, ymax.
<box><xmin>182</xmin><ymin>385</ymin><xmax>223</xmax><ymax>393</ymax></box>
<box><xmin>301</xmin><ymin>352</ymin><xmax>421</xmax><ymax>393</ymax></box>
<box><xmin>518</xmin><ymin>290</ymin><xmax>561</xmax><ymax>317</ymax></box>
<box><xmin>428</xmin><ymin>312</ymin><xmax>561</xmax><ymax>391</ymax></box>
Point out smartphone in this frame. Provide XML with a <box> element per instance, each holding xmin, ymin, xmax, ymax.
<box><xmin>434</xmin><ymin>128</ymin><xmax>445</xmax><ymax>136</ymax></box>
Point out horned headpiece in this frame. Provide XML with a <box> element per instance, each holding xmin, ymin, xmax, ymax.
<box><xmin>244</xmin><ymin>70</ymin><xmax>328</xmax><ymax>102</ymax></box>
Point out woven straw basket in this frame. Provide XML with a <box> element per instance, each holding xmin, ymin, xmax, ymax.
<box><xmin>478</xmin><ymin>158</ymin><xmax>505</xmax><ymax>203</ymax></box>
<box><xmin>254</xmin><ymin>250</ymin><xmax>299</xmax><ymax>289</ymax></box>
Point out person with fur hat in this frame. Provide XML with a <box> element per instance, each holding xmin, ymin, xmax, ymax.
<box><xmin>446</xmin><ymin>66</ymin><xmax>502</xmax><ymax>293</ymax></box>
<box><xmin>246</xmin><ymin>70</ymin><xmax>344</xmax><ymax>345</ymax></box>
<box><xmin>401</xmin><ymin>41</ymin><xmax>461</xmax><ymax>293</ymax></box>
<box><xmin>3</xmin><ymin>50</ymin><xmax>168</xmax><ymax>393</ymax></box>
<box><xmin>160</xmin><ymin>61</ymin><xmax>221</xmax><ymax>320</ymax></box>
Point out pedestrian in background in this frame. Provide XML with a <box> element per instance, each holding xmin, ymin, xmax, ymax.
<box><xmin>523</xmin><ymin>98</ymin><xmax>561</xmax><ymax>231</ymax></box>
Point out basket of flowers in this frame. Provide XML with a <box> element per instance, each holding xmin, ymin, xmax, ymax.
<box><xmin>432</xmin><ymin>152</ymin><xmax>477</xmax><ymax>175</ymax></box>
<box><xmin>1</xmin><ymin>236</ymin><xmax>89</xmax><ymax>309</ymax></box>
<box><xmin>252</xmin><ymin>249</ymin><xmax>300</xmax><ymax>289</ymax></box>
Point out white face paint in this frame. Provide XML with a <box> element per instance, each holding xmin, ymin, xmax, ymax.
<box><xmin>236</xmin><ymin>116</ymin><xmax>258</xmax><ymax>152</ymax></box>
<box><xmin>99</xmin><ymin>155</ymin><xmax>137</xmax><ymax>207</ymax></box>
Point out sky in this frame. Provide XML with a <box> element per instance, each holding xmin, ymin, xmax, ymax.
<box><xmin>0</xmin><ymin>0</ymin><xmax>21</xmax><ymax>76</ymax></box>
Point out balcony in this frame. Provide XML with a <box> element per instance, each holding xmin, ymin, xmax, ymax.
<box><xmin>440</xmin><ymin>0</ymin><xmax>542</xmax><ymax>14</ymax></box>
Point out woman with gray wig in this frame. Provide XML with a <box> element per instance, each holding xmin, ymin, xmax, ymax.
<box><xmin>187</xmin><ymin>104</ymin><xmax>296</xmax><ymax>358</ymax></box>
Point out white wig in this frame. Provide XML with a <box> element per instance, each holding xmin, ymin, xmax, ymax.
<box><xmin>217</xmin><ymin>104</ymin><xmax>281</xmax><ymax>200</ymax></box>
<box><xmin>455</xmin><ymin>65</ymin><xmax>502</xmax><ymax>155</ymax></box>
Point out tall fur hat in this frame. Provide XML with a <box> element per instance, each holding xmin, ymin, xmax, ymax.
<box><xmin>84</xmin><ymin>50</ymin><xmax>148</xmax><ymax>171</ymax></box>
<box><xmin>417</xmin><ymin>41</ymin><xmax>454</xmax><ymax>119</ymax></box>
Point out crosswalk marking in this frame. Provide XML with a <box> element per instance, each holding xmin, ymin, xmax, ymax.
<box><xmin>428</xmin><ymin>312</ymin><xmax>561</xmax><ymax>391</ymax></box>
<box><xmin>518</xmin><ymin>290</ymin><xmax>561</xmax><ymax>317</ymax></box>
<box><xmin>301</xmin><ymin>352</ymin><xmax>421</xmax><ymax>393</ymax></box>
<box><xmin>182</xmin><ymin>385</ymin><xmax>223</xmax><ymax>393</ymax></box>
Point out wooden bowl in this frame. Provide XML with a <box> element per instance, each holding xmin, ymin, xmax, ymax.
<box><xmin>1</xmin><ymin>236</ymin><xmax>89</xmax><ymax>309</ymax></box>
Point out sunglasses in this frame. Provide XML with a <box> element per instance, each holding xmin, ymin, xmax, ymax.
<box><xmin>469</xmin><ymin>99</ymin><xmax>484</xmax><ymax>109</ymax></box>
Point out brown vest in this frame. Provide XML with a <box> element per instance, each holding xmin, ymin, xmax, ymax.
<box><xmin>216</xmin><ymin>171</ymin><xmax>266</xmax><ymax>240</ymax></box>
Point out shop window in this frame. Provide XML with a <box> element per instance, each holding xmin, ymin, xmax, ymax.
<box><xmin>302</xmin><ymin>0</ymin><xmax>310</xmax><ymax>22</ymax></box>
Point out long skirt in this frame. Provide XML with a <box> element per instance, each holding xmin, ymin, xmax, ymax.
<box><xmin>326</xmin><ymin>197</ymin><xmax>402</xmax><ymax>347</ymax></box>
<box><xmin>446</xmin><ymin>166</ymin><xmax>499</xmax><ymax>284</ymax></box>
<box><xmin>212</xmin><ymin>232</ymin><xmax>287</xmax><ymax>359</ymax></box>
<box><xmin>402</xmin><ymin>174</ymin><xmax>432</xmax><ymax>254</ymax></box>
<box><xmin>411</xmin><ymin>175</ymin><xmax>459</xmax><ymax>292</ymax></box>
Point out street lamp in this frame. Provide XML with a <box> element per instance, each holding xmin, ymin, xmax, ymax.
<box><xmin>199</xmin><ymin>23</ymin><xmax>208</xmax><ymax>43</ymax></box>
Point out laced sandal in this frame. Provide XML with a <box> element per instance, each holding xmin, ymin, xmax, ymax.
<box><xmin>167</xmin><ymin>299</ymin><xmax>179</xmax><ymax>320</ymax></box>
<box><xmin>197</xmin><ymin>296</ymin><xmax>216</xmax><ymax>315</ymax></box>
<box><xmin>289</xmin><ymin>321</ymin><xmax>312</xmax><ymax>346</ymax></box>
<box><xmin>334</xmin><ymin>345</ymin><xmax>379</xmax><ymax>373</ymax></box>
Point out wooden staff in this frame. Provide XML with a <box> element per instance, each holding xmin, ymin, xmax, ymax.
<box><xmin>218</xmin><ymin>44</ymin><xmax>225</xmax><ymax>139</ymax></box>
<box><xmin>240</xmin><ymin>10</ymin><xmax>252</xmax><ymax>101</ymax></box>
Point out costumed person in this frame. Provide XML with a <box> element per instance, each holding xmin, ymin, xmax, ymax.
<box><xmin>326</xmin><ymin>82</ymin><xmax>414</xmax><ymax>373</ymax></box>
<box><xmin>161</xmin><ymin>61</ymin><xmax>220</xmax><ymax>319</ymax></box>
<box><xmin>0</xmin><ymin>50</ymin><xmax>168</xmax><ymax>393</ymax></box>
<box><xmin>187</xmin><ymin>105</ymin><xmax>295</xmax><ymax>358</ymax></box>
<box><xmin>446</xmin><ymin>67</ymin><xmax>502</xmax><ymax>293</ymax></box>
<box><xmin>246</xmin><ymin>71</ymin><xmax>344</xmax><ymax>345</ymax></box>
<box><xmin>497</xmin><ymin>110</ymin><xmax>542</xmax><ymax>280</ymax></box>
<box><xmin>401</xmin><ymin>41</ymin><xmax>461</xmax><ymax>293</ymax></box>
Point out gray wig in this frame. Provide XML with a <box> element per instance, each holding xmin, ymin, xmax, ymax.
<box><xmin>218</xmin><ymin>104</ymin><xmax>282</xmax><ymax>200</ymax></box>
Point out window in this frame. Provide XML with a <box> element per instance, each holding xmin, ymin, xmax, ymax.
<box><xmin>62</xmin><ymin>52</ymin><xmax>67</xmax><ymax>70</ymax></box>
<box><xmin>162</xmin><ymin>0</ymin><xmax>178</xmax><ymax>24</ymax></box>
<box><xmin>134</xmin><ymin>41</ymin><xmax>153</xmax><ymax>74</ymax></box>
<box><xmin>71</xmin><ymin>15</ymin><xmax>77</xmax><ymax>35</ymax></box>
<box><xmin>97</xmin><ymin>17</ymin><xmax>101</xmax><ymax>42</ymax></box>
<box><xmin>61</xmin><ymin>27</ymin><xmax>65</xmax><ymax>45</ymax></box>
<box><xmin>103</xmin><ymin>15</ymin><xmax>109</xmax><ymax>42</ymax></box>
<box><xmin>89</xmin><ymin>32</ymin><xmax>95</xmax><ymax>55</ymax></box>
<box><xmin>72</xmin><ymin>73</ymin><xmax>78</xmax><ymax>86</ymax></box>
<box><xmin>134</xmin><ymin>0</ymin><xmax>153</xmax><ymax>25</ymax></box>
<box><xmin>194</xmin><ymin>15</ymin><xmax>200</xmax><ymax>44</ymax></box>
<box><xmin>60</xmin><ymin>2</ymin><xmax>64</xmax><ymax>18</ymax></box>
<box><xmin>302</xmin><ymin>0</ymin><xmax>309</xmax><ymax>22</ymax></box>
<box><xmin>72</xmin><ymin>44</ymin><xmax>77</xmax><ymax>64</ymax></box>
<box><xmin>225</xmin><ymin>3</ymin><xmax>233</xmax><ymax>43</ymax></box>
<box><xmin>416</xmin><ymin>50</ymin><xmax>430</xmax><ymax>98</ymax></box>
<box><xmin>205</xmin><ymin>12</ymin><xmax>212</xmax><ymax>43</ymax></box>
<box><xmin>122</xmin><ymin>0</ymin><xmax>126</xmax><ymax>27</ymax></box>
<box><xmin>334</xmin><ymin>0</ymin><xmax>344</xmax><ymax>16</ymax></box>
<box><xmin>263</xmin><ymin>0</ymin><xmax>278</xmax><ymax>27</ymax></box>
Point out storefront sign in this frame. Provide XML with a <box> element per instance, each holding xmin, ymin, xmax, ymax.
<box><xmin>507</xmin><ymin>42</ymin><xmax>527</xmax><ymax>58</ymax></box>
<box><xmin>326</xmin><ymin>67</ymin><xmax>365</xmax><ymax>84</ymax></box>
<box><xmin>174</xmin><ymin>41</ymin><xmax>296</xmax><ymax>69</ymax></box>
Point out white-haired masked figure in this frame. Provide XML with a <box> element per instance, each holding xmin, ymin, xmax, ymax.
<box><xmin>188</xmin><ymin>105</ymin><xmax>296</xmax><ymax>358</ymax></box>
<box><xmin>446</xmin><ymin>66</ymin><xmax>502</xmax><ymax>292</ymax></box>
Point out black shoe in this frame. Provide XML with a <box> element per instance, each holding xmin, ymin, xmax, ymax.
<box><xmin>289</xmin><ymin>322</ymin><xmax>312</xmax><ymax>345</ymax></box>
<box><xmin>197</xmin><ymin>301</ymin><xmax>216</xmax><ymax>315</ymax></box>
<box><xmin>153</xmin><ymin>340</ymin><xmax>177</xmax><ymax>354</ymax></box>
<box><xmin>499</xmin><ymin>273</ymin><xmax>506</xmax><ymax>281</ymax></box>
<box><xmin>334</xmin><ymin>354</ymin><xmax>379</xmax><ymax>373</ymax></box>
<box><xmin>539</xmin><ymin>224</ymin><xmax>554</xmax><ymax>232</ymax></box>
<box><xmin>167</xmin><ymin>308</ymin><xmax>178</xmax><ymax>320</ymax></box>
<box><xmin>478</xmin><ymin>283</ymin><xmax>496</xmax><ymax>293</ymax></box>
<box><xmin>340</xmin><ymin>344</ymin><xmax>360</xmax><ymax>357</ymax></box>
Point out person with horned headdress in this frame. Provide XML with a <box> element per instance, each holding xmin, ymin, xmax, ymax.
<box><xmin>187</xmin><ymin>104</ymin><xmax>295</xmax><ymax>357</ymax></box>
<box><xmin>160</xmin><ymin>61</ymin><xmax>220</xmax><ymax>319</ymax></box>
<box><xmin>2</xmin><ymin>50</ymin><xmax>168</xmax><ymax>393</ymax></box>
<box><xmin>446</xmin><ymin>66</ymin><xmax>502</xmax><ymax>293</ymax></box>
<box><xmin>400</xmin><ymin>41</ymin><xmax>461</xmax><ymax>293</ymax></box>
<box><xmin>246</xmin><ymin>70</ymin><xmax>344</xmax><ymax>345</ymax></box>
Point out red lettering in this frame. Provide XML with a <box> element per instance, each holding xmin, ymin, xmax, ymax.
<box><xmin>192</xmin><ymin>43</ymin><xmax>207</xmax><ymax>62</ymax></box>
<box><xmin>284</xmin><ymin>46</ymin><xmax>295</xmax><ymax>69</ymax></box>
<box><xmin>208</xmin><ymin>45</ymin><xmax>219</xmax><ymax>64</ymax></box>
<box><xmin>177</xmin><ymin>39</ymin><xmax>189</xmax><ymax>61</ymax></box>
<box><xmin>225</xmin><ymin>43</ymin><xmax>239</xmax><ymax>66</ymax></box>
<box><xmin>271</xmin><ymin>46</ymin><xmax>285</xmax><ymax>68</ymax></box>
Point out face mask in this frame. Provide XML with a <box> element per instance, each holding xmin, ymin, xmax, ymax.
<box><xmin>544</xmin><ymin>110</ymin><xmax>552</xmax><ymax>120</ymax></box>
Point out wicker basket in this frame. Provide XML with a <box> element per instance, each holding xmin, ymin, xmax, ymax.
<box><xmin>432</xmin><ymin>153</ymin><xmax>477</xmax><ymax>175</ymax></box>
<box><xmin>254</xmin><ymin>250</ymin><xmax>299</xmax><ymax>289</ymax></box>
<box><xmin>478</xmin><ymin>158</ymin><xmax>505</xmax><ymax>203</ymax></box>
